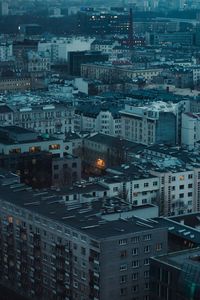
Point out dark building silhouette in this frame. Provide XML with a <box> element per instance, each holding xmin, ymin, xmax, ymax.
<box><xmin>68</xmin><ymin>51</ymin><xmax>108</xmax><ymax>76</ymax></box>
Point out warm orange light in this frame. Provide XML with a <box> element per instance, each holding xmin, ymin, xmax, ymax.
<box><xmin>96</xmin><ymin>158</ymin><xmax>106</xmax><ymax>169</ymax></box>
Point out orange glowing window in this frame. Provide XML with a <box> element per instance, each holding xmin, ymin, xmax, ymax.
<box><xmin>29</xmin><ymin>146</ymin><xmax>41</xmax><ymax>153</ymax></box>
<box><xmin>49</xmin><ymin>144</ymin><xmax>60</xmax><ymax>150</ymax></box>
<box><xmin>96</xmin><ymin>158</ymin><xmax>106</xmax><ymax>169</ymax></box>
<box><xmin>8</xmin><ymin>216</ymin><xmax>13</xmax><ymax>224</ymax></box>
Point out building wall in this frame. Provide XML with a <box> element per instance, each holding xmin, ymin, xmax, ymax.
<box><xmin>0</xmin><ymin>196</ymin><xmax>168</xmax><ymax>300</ymax></box>
<box><xmin>121</xmin><ymin>107</ymin><xmax>176</xmax><ymax>146</ymax></box>
<box><xmin>0</xmin><ymin>78</ymin><xmax>31</xmax><ymax>92</ymax></box>
<box><xmin>100</xmin><ymin>228</ymin><xmax>168</xmax><ymax>300</ymax></box>
<box><xmin>0</xmin><ymin>138</ymin><xmax>66</xmax><ymax>158</ymax></box>
<box><xmin>155</xmin><ymin>112</ymin><xmax>176</xmax><ymax>145</ymax></box>
<box><xmin>181</xmin><ymin>113</ymin><xmax>200</xmax><ymax>149</ymax></box>
<box><xmin>14</xmin><ymin>104</ymin><xmax>74</xmax><ymax>134</ymax></box>
<box><xmin>52</xmin><ymin>156</ymin><xmax>81</xmax><ymax>187</ymax></box>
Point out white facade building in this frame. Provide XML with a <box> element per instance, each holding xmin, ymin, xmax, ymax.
<box><xmin>101</xmin><ymin>173</ymin><xmax>160</xmax><ymax>206</ymax></box>
<box><xmin>13</xmin><ymin>103</ymin><xmax>74</xmax><ymax>135</ymax></box>
<box><xmin>151</xmin><ymin>168</ymin><xmax>200</xmax><ymax>216</ymax></box>
<box><xmin>120</xmin><ymin>102</ymin><xmax>177</xmax><ymax>145</ymax></box>
<box><xmin>75</xmin><ymin>107</ymin><xmax>121</xmax><ymax>136</ymax></box>
<box><xmin>27</xmin><ymin>51</ymin><xmax>50</xmax><ymax>73</ymax></box>
<box><xmin>181</xmin><ymin>112</ymin><xmax>200</xmax><ymax>150</ymax></box>
<box><xmin>38</xmin><ymin>37</ymin><xmax>95</xmax><ymax>62</ymax></box>
<box><xmin>91</xmin><ymin>40</ymin><xmax>119</xmax><ymax>53</ymax></box>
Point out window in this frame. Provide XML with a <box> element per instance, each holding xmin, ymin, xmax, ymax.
<box><xmin>81</xmin><ymin>235</ymin><xmax>86</xmax><ymax>242</ymax></box>
<box><xmin>143</xmin><ymin>234</ymin><xmax>151</xmax><ymax>241</ymax></box>
<box><xmin>144</xmin><ymin>271</ymin><xmax>149</xmax><ymax>278</ymax></box>
<box><xmin>119</xmin><ymin>239</ymin><xmax>127</xmax><ymax>245</ymax></box>
<box><xmin>73</xmin><ymin>232</ymin><xmax>78</xmax><ymax>238</ymax></box>
<box><xmin>120</xmin><ymin>288</ymin><xmax>127</xmax><ymax>296</ymax></box>
<box><xmin>188</xmin><ymin>183</ymin><xmax>193</xmax><ymax>188</ymax></box>
<box><xmin>113</xmin><ymin>187</ymin><xmax>119</xmax><ymax>192</ymax></box>
<box><xmin>188</xmin><ymin>174</ymin><xmax>193</xmax><ymax>179</ymax></box>
<box><xmin>172</xmin><ymin>176</ymin><xmax>176</xmax><ymax>181</ymax></box>
<box><xmin>132</xmin><ymin>248</ymin><xmax>138</xmax><ymax>256</ymax></box>
<box><xmin>120</xmin><ymin>275</ymin><xmax>127</xmax><ymax>283</ymax></box>
<box><xmin>54</xmin><ymin>164</ymin><xmax>59</xmax><ymax>170</ymax></box>
<box><xmin>134</xmin><ymin>184</ymin><xmax>139</xmax><ymax>189</ymax></box>
<box><xmin>81</xmin><ymin>247</ymin><xmax>86</xmax><ymax>255</ymax></box>
<box><xmin>132</xmin><ymin>260</ymin><xmax>139</xmax><ymax>268</ymax></box>
<box><xmin>179</xmin><ymin>185</ymin><xmax>184</xmax><ymax>190</ymax></box>
<box><xmin>120</xmin><ymin>264</ymin><xmax>127</xmax><ymax>271</ymax></box>
<box><xmin>188</xmin><ymin>192</ymin><xmax>193</xmax><ymax>197</ymax></box>
<box><xmin>9</xmin><ymin>148</ymin><xmax>21</xmax><ymax>154</ymax></box>
<box><xmin>145</xmin><ymin>283</ymin><xmax>149</xmax><ymax>290</ymax></box>
<box><xmin>72</xmin><ymin>162</ymin><xmax>77</xmax><ymax>168</ymax></box>
<box><xmin>49</xmin><ymin>144</ymin><xmax>60</xmax><ymax>150</ymax></box>
<box><xmin>144</xmin><ymin>258</ymin><xmax>149</xmax><ymax>265</ymax></box>
<box><xmin>81</xmin><ymin>271</ymin><xmax>86</xmax><ymax>280</ymax></box>
<box><xmin>120</xmin><ymin>250</ymin><xmax>127</xmax><ymax>258</ymax></box>
<box><xmin>179</xmin><ymin>175</ymin><xmax>184</xmax><ymax>180</ymax></box>
<box><xmin>73</xmin><ymin>281</ymin><xmax>78</xmax><ymax>288</ymax></box>
<box><xmin>156</xmin><ymin>243</ymin><xmax>162</xmax><ymax>251</ymax></box>
<box><xmin>8</xmin><ymin>216</ymin><xmax>13</xmax><ymax>223</ymax></box>
<box><xmin>131</xmin><ymin>236</ymin><xmax>139</xmax><ymax>243</ymax></box>
<box><xmin>153</xmin><ymin>181</ymin><xmax>158</xmax><ymax>186</ymax></box>
<box><xmin>144</xmin><ymin>183</ymin><xmax>149</xmax><ymax>187</ymax></box>
<box><xmin>29</xmin><ymin>146</ymin><xmax>41</xmax><ymax>153</ymax></box>
<box><xmin>132</xmin><ymin>285</ymin><xmax>139</xmax><ymax>292</ymax></box>
<box><xmin>179</xmin><ymin>193</ymin><xmax>184</xmax><ymax>198</ymax></box>
<box><xmin>144</xmin><ymin>246</ymin><xmax>150</xmax><ymax>253</ymax></box>
<box><xmin>132</xmin><ymin>272</ymin><xmax>139</xmax><ymax>281</ymax></box>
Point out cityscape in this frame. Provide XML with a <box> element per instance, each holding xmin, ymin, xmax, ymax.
<box><xmin>0</xmin><ymin>0</ymin><xmax>200</xmax><ymax>299</ymax></box>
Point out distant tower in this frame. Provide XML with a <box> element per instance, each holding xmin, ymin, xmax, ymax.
<box><xmin>0</xmin><ymin>1</ymin><xmax>8</xmax><ymax>16</ymax></box>
<box><xmin>128</xmin><ymin>8</ymin><xmax>134</xmax><ymax>49</ymax></box>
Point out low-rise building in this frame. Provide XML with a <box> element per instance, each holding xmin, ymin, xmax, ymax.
<box><xmin>91</xmin><ymin>40</ymin><xmax>119</xmax><ymax>53</ymax></box>
<box><xmin>75</xmin><ymin>104</ymin><xmax>121</xmax><ymax>136</ymax></box>
<box><xmin>0</xmin><ymin>126</ymin><xmax>67</xmax><ymax>158</ymax></box>
<box><xmin>52</xmin><ymin>154</ymin><xmax>81</xmax><ymax>187</ymax></box>
<box><xmin>14</xmin><ymin>103</ymin><xmax>74</xmax><ymax>134</ymax></box>
<box><xmin>81</xmin><ymin>62</ymin><xmax>162</xmax><ymax>82</ymax></box>
<box><xmin>27</xmin><ymin>51</ymin><xmax>51</xmax><ymax>76</ymax></box>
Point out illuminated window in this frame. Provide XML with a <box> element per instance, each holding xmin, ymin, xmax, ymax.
<box><xmin>49</xmin><ymin>144</ymin><xmax>60</xmax><ymax>150</ymax></box>
<box><xmin>179</xmin><ymin>175</ymin><xmax>185</xmax><ymax>181</ymax></box>
<box><xmin>8</xmin><ymin>216</ymin><xmax>13</xmax><ymax>223</ymax></box>
<box><xmin>96</xmin><ymin>158</ymin><xmax>106</xmax><ymax>169</ymax></box>
<box><xmin>9</xmin><ymin>148</ymin><xmax>21</xmax><ymax>154</ymax></box>
<box><xmin>29</xmin><ymin>146</ymin><xmax>41</xmax><ymax>153</ymax></box>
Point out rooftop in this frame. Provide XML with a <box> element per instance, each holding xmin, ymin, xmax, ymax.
<box><xmin>152</xmin><ymin>247</ymin><xmax>200</xmax><ymax>271</ymax></box>
<box><xmin>86</xmin><ymin>133</ymin><xmax>146</xmax><ymax>152</ymax></box>
<box><xmin>0</xmin><ymin>179</ymin><xmax>163</xmax><ymax>240</ymax></box>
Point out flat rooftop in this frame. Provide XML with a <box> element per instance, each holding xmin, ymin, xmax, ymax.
<box><xmin>0</xmin><ymin>180</ymin><xmax>163</xmax><ymax>240</ymax></box>
<box><xmin>153</xmin><ymin>247</ymin><xmax>200</xmax><ymax>271</ymax></box>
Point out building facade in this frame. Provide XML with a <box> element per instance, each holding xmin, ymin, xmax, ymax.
<box><xmin>120</xmin><ymin>103</ymin><xmax>176</xmax><ymax>145</ymax></box>
<box><xmin>0</xmin><ymin>176</ymin><xmax>168</xmax><ymax>300</ymax></box>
